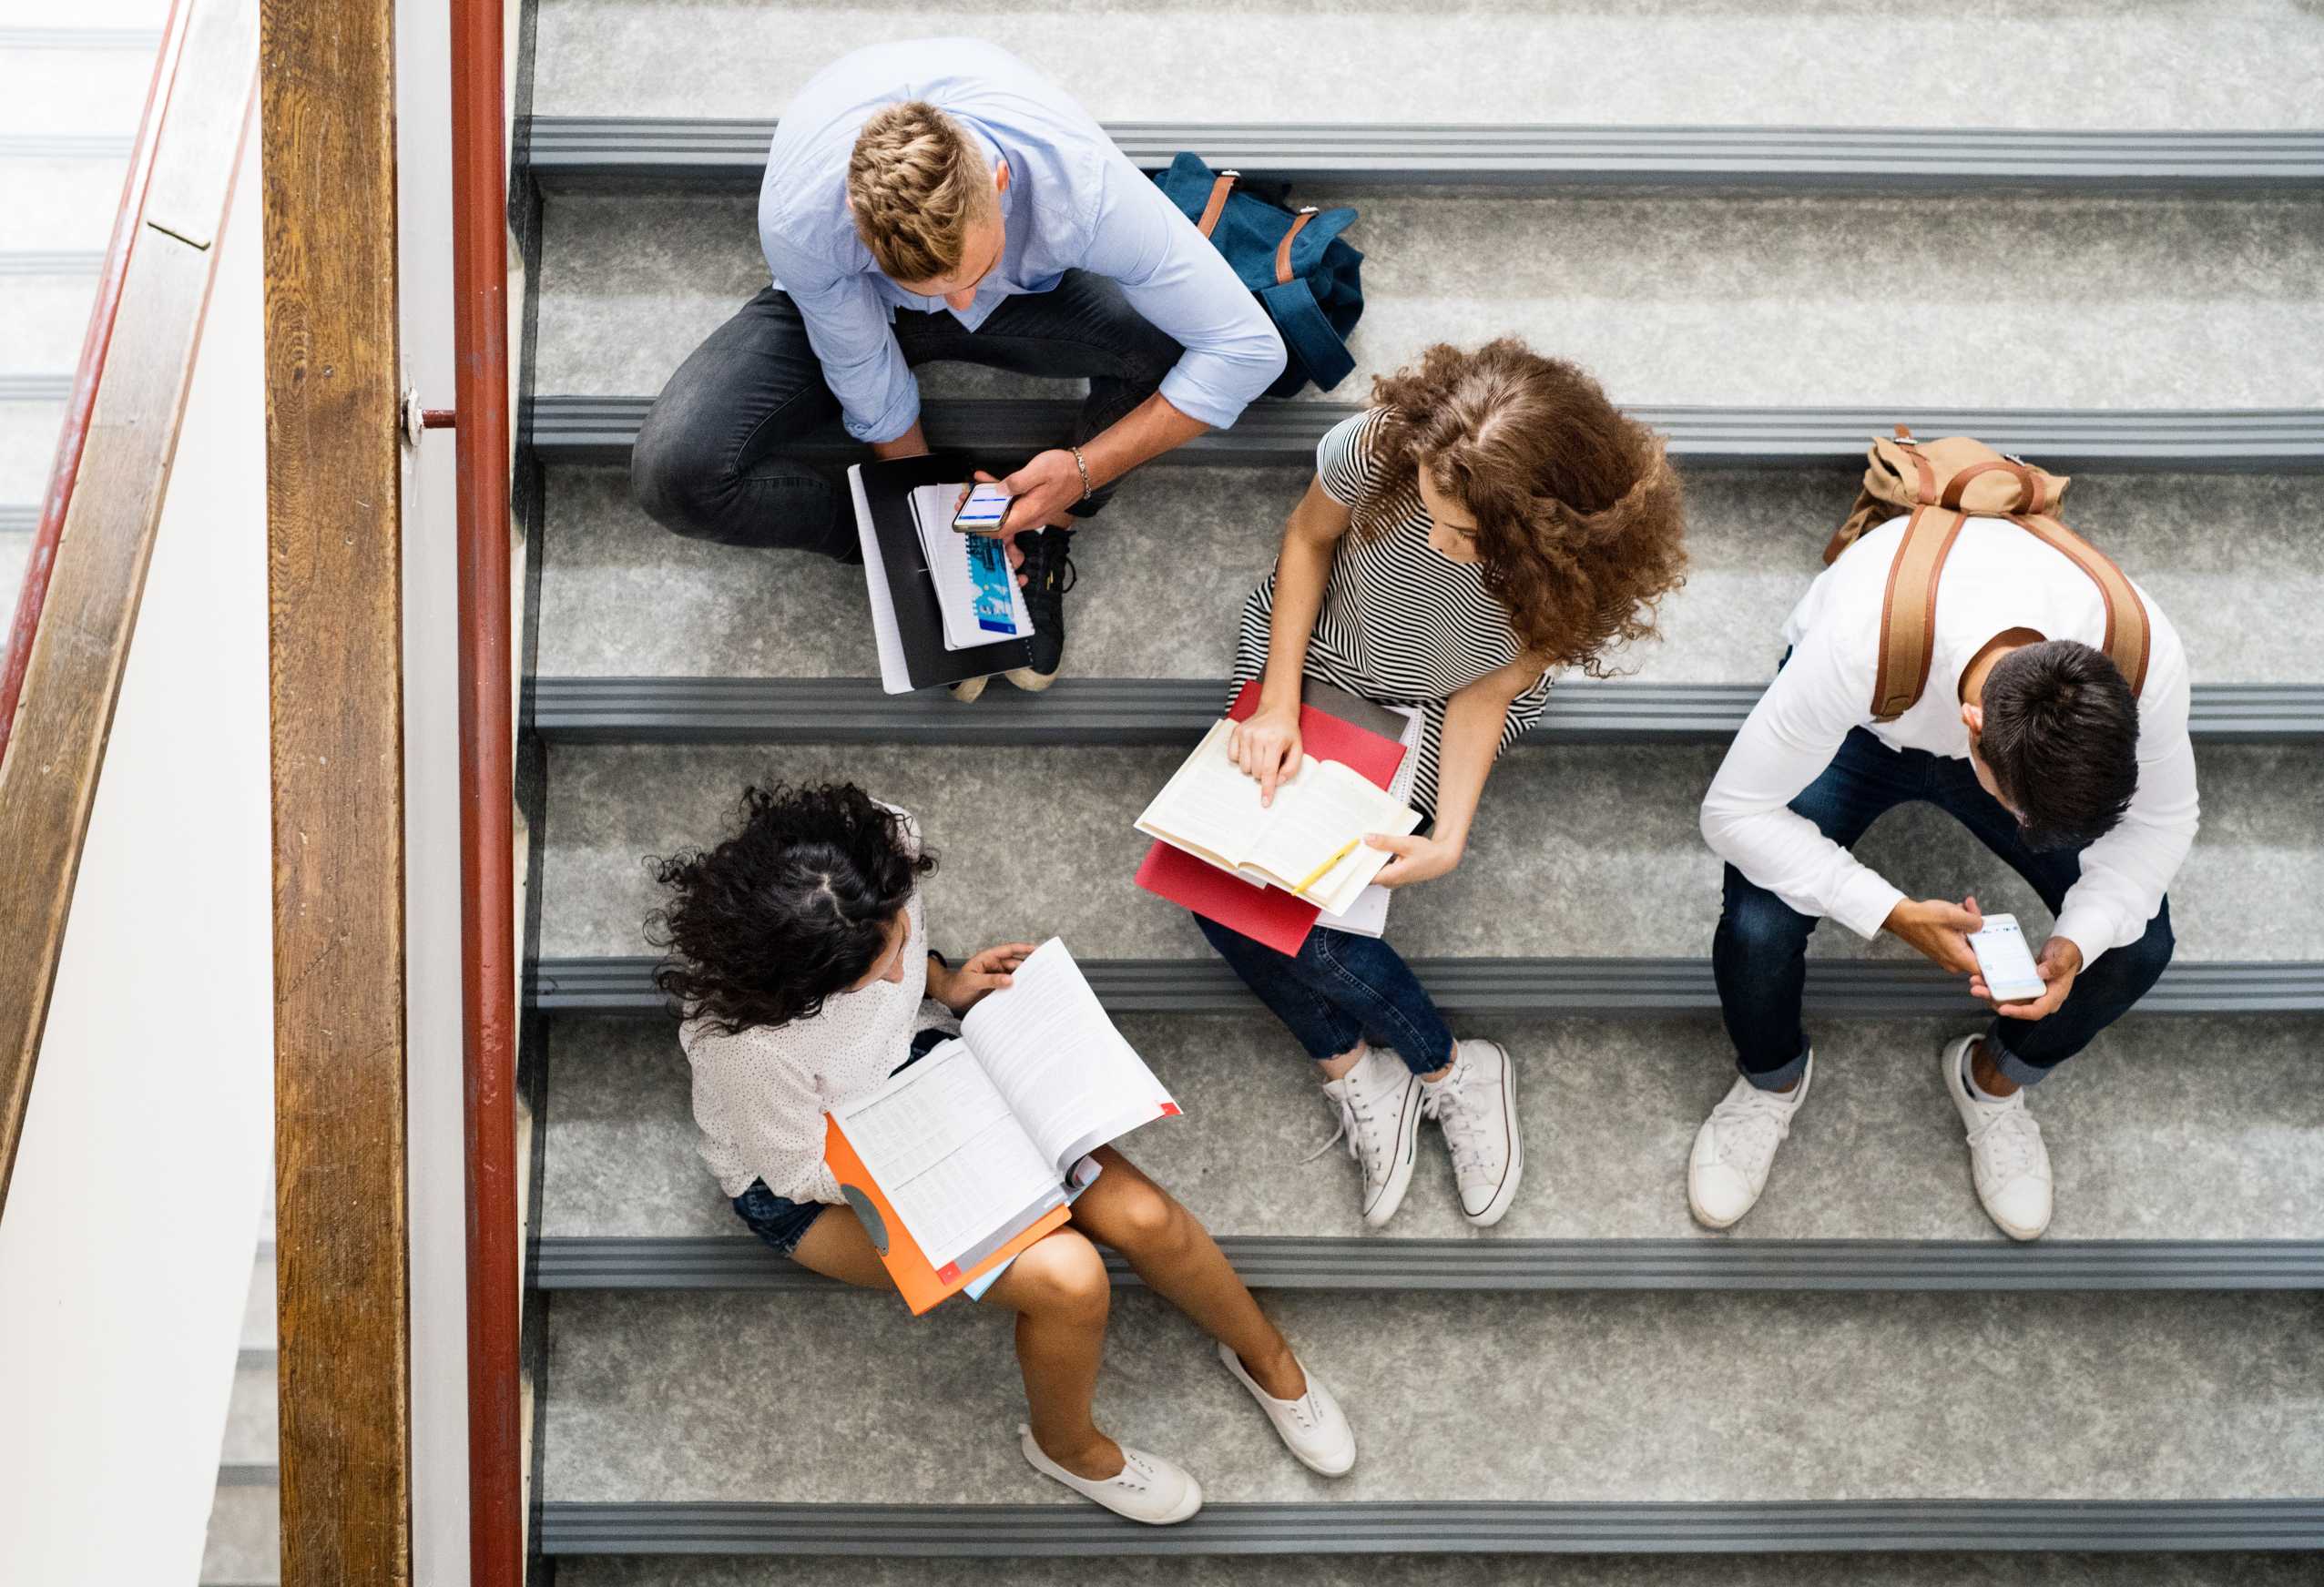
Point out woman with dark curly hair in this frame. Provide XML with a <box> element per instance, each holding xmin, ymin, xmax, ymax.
<box><xmin>1210</xmin><ymin>339</ymin><xmax>1689</xmax><ymax>1232</ymax></box>
<box><xmin>651</xmin><ymin>781</ymin><xmax>1355</xmax><ymax>1525</ymax></box>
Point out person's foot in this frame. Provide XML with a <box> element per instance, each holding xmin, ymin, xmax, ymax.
<box><xmin>950</xmin><ymin>674</ymin><xmax>989</xmax><ymax>703</ymax></box>
<box><xmin>1687</xmin><ymin>1054</ymin><xmax>1813</xmax><ymax>1230</ymax></box>
<box><xmin>1004</xmin><ymin>526</ymin><xmax>1075</xmax><ymax>692</ymax></box>
<box><xmin>1311</xmin><ymin>1046</ymin><xmax>1423</xmax><ymax>1228</ymax></box>
<box><xmin>1217</xmin><ymin>1340</ymin><xmax>1355</xmax><ymax>1477</ymax></box>
<box><xmin>1942</xmin><ymin>1034</ymin><xmax>2053</xmax><ymax>1241</ymax></box>
<box><xmin>1421</xmin><ymin>1039</ymin><xmax>1523</xmax><ymax>1226</ymax></box>
<box><xmin>1017</xmin><ymin>1425</ymin><xmax>1201</xmax><ymax>1524</ymax></box>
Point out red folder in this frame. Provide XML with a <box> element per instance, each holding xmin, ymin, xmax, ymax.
<box><xmin>1135</xmin><ymin>681</ymin><xmax>1407</xmax><ymax>954</ymax></box>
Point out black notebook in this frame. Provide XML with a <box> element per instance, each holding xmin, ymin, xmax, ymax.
<box><xmin>851</xmin><ymin>455</ymin><xmax>1036</xmax><ymax>693</ymax></box>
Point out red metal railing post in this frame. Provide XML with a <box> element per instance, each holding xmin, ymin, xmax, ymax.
<box><xmin>448</xmin><ymin>0</ymin><xmax>522</xmax><ymax>1580</ymax></box>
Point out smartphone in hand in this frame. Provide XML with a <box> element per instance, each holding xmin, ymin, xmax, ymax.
<box><xmin>1968</xmin><ymin>913</ymin><xmax>2046</xmax><ymax>1002</ymax></box>
<box><xmin>951</xmin><ymin>481</ymin><xmax>1013</xmax><ymax>534</ymax></box>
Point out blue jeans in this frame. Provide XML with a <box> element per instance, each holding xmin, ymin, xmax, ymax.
<box><xmin>1713</xmin><ymin>726</ymin><xmax>2176</xmax><ymax>1091</ymax></box>
<box><xmin>1197</xmin><ymin>916</ymin><xmax>1454</xmax><ymax>1074</ymax></box>
<box><xmin>632</xmin><ymin>271</ymin><xmax>1182</xmax><ymax>560</ymax></box>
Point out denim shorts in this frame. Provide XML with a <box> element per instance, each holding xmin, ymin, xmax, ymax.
<box><xmin>729</xmin><ymin>1023</ymin><xmax>955</xmax><ymax>1259</ymax></box>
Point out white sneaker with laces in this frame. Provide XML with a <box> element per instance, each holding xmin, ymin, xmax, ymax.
<box><xmin>1310</xmin><ymin>1046</ymin><xmax>1422</xmax><ymax>1228</ymax></box>
<box><xmin>1421</xmin><ymin>1039</ymin><xmax>1524</xmax><ymax>1226</ymax></box>
<box><xmin>1017</xmin><ymin>1426</ymin><xmax>1202</xmax><ymax>1524</ymax></box>
<box><xmin>1687</xmin><ymin>1053</ymin><xmax>1812</xmax><ymax>1230</ymax></box>
<box><xmin>1216</xmin><ymin>1340</ymin><xmax>1356</xmax><ymax>1477</ymax></box>
<box><xmin>1942</xmin><ymin>1034</ymin><xmax>2053</xmax><ymax>1241</ymax></box>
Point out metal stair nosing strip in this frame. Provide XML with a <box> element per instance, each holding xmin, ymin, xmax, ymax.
<box><xmin>528</xmin><ymin>396</ymin><xmax>2324</xmax><ymax>470</ymax></box>
<box><xmin>525</xmin><ymin>117</ymin><xmax>2324</xmax><ymax>189</ymax></box>
<box><xmin>535</xmin><ymin>1497</ymin><xmax>2324</xmax><ymax>1556</ymax></box>
<box><xmin>532</xmin><ymin>1234</ymin><xmax>2324</xmax><ymax>1293</ymax></box>
<box><xmin>528</xmin><ymin>955</ymin><xmax>2324</xmax><ymax>1017</ymax></box>
<box><xmin>526</xmin><ymin>677</ymin><xmax>2324</xmax><ymax>746</ymax></box>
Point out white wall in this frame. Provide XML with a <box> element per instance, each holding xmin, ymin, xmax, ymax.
<box><xmin>0</xmin><ymin>131</ymin><xmax>273</xmax><ymax>1587</ymax></box>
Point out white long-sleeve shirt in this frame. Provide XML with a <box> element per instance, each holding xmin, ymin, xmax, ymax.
<box><xmin>1699</xmin><ymin>514</ymin><xmax>2198</xmax><ymax>969</ymax></box>
<box><xmin>679</xmin><ymin>819</ymin><xmax>957</xmax><ymax>1206</ymax></box>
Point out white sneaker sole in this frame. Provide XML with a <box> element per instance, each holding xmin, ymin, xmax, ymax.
<box><xmin>1364</xmin><ymin>1075</ymin><xmax>1423</xmax><ymax>1229</ymax></box>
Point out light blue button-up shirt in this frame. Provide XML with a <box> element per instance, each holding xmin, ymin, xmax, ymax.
<box><xmin>759</xmin><ymin>38</ymin><xmax>1287</xmax><ymax>445</ymax></box>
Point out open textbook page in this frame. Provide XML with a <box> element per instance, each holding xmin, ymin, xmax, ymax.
<box><xmin>961</xmin><ymin>939</ymin><xmax>1180</xmax><ymax>1173</ymax></box>
<box><xmin>1136</xmin><ymin>719</ymin><xmax>1421</xmax><ymax>916</ymax></box>
<box><xmin>1314</xmin><ymin>704</ymin><xmax>1423</xmax><ymax>937</ymax></box>
<box><xmin>825</xmin><ymin>1040</ymin><xmax>1068</xmax><ymax>1274</ymax></box>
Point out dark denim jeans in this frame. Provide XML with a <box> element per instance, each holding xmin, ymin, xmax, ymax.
<box><xmin>1713</xmin><ymin>725</ymin><xmax>2176</xmax><ymax>1091</ymax></box>
<box><xmin>1197</xmin><ymin>915</ymin><xmax>1455</xmax><ymax>1075</ymax></box>
<box><xmin>631</xmin><ymin>270</ymin><xmax>1183</xmax><ymax>560</ymax></box>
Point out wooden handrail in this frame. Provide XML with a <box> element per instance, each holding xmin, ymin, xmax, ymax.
<box><xmin>0</xmin><ymin>0</ymin><xmax>257</xmax><ymax>1210</ymax></box>
<box><xmin>260</xmin><ymin>0</ymin><xmax>413</xmax><ymax>1579</ymax></box>
<box><xmin>448</xmin><ymin>0</ymin><xmax>524</xmax><ymax>1580</ymax></box>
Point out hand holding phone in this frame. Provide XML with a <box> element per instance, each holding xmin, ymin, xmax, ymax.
<box><xmin>951</xmin><ymin>481</ymin><xmax>1014</xmax><ymax>534</ymax></box>
<box><xmin>1967</xmin><ymin>913</ymin><xmax>2047</xmax><ymax>1004</ymax></box>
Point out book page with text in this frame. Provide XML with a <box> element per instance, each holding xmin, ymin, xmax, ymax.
<box><xmin>1134</xmin><ymin>719</ymin><xmax>1312</xmax><ymax>867</ymax></box>
<box><xmin>828</xmin><ymin>1040</ymin><xmax>1065</xmax><ymax>1270</ymax></box>
<box><xmin>963</xmin><ymin>940</ymin><xmax>1180</xmax><ymax>1174</ymax></box>
<box><xmin>1244</xmin><ymin>759</ymin><xmax>1421</xmax><ymax>911</ymax></box>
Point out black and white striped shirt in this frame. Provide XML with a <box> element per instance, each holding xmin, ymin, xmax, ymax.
<box><xmin>1229</xmin><ymin>408</ymin><xmax>1553</xmax><ymax>818</ymax></box>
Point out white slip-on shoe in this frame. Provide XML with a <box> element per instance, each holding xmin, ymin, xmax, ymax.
<box><xmin>1942</xmin><ymin>1034</ymin><xmax>2054</xmax><ymax>1241</ymax></box>
<box><xmin>1217</xmin><ymin>1339</ymin><xmax>1356</xmax><ymax>1478</ymax></box>
<box><xmin>949</xmin><ymin>675</ymin><xmax>989</xmax><ymax>704</ymax></box>
<box><xmin>1310</xmin><ymin>1046</ymin><xmax>1423</xmax><ymax>1228</ymax></box>
<box><xmin>1687</xmin><ymin>1053</ymin><xmax>1813</xmax><ymax>1230</ymax></box>
<box><xmin>1017</xmin><ymin>1425</ymin><xmax>1202</xmax><ymax>1524</ymax></box>
<box><xmin>1421</xmin><ymin>1039</ymin><xmax>1524</xmax><ymax>1227</ymax></box>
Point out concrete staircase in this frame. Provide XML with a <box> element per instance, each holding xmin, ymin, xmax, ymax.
<box><xmin>515</xmin><ymin>3</ymin><xmax>2324</xmax><ymax>1582</ymax></box>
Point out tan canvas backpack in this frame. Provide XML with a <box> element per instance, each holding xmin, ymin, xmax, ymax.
<box><xmin>1824</xmin><ymin>427</ymin><xmax>2151</xmax><ymax>721</ymax></box>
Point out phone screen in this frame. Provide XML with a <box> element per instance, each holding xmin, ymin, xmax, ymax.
<box><xmin>952</xmin><ymin>482</ymin><xmax>1012</xmax><ymax>533</ymax></box>
<box><xmin>1968</xmin><ymin>914</ymin><xmax>2045</xmax><ymax>1002</ymax></box>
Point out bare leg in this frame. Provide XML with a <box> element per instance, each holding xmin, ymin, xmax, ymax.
<box><xmin>790</xmin><ymin>1208</ymin><xmax>1124</xmax><ymax>1480</ymax></box>
<box><xmin>1069</xmin><ymin>1147</ymin><xmax>1307</xmax><ymax>1400</ymax></box>
<box><xmin>1317</xmin><ymin>1036</ymin><xmax>1452</xmax><ymax>1084</ymax></box>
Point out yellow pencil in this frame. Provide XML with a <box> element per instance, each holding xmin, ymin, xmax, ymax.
<box><xmin>1291</xmin><ymin>838</ymin><xmax>1360</xmax><ymax>898</ymax></box>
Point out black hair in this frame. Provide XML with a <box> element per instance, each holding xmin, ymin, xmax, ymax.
<box><xmin>1977</xmin><ymin>640</ymin><xmax>2139</xmax><ymax>851</ymax></box>
<box><xmin>646</xmin><ymin>782</ymin><xmax>936</xmax><ymax>1035</ymax></box>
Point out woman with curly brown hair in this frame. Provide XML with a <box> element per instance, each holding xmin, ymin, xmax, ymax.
<box><xmin>1208</xmin><ymin>339</ymin><xmax>1688</xmax><ymax>1231</ymax></box>
<box><xmin>651</xmin><ymin>781</ymin><xmax>1355</xmax><ymax>1526</ymax></box>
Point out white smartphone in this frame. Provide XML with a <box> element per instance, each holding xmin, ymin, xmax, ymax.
<box><xmin>951</xmin><ymin>481</ymin><xmax>1013</xmax><ymax>534</ymax></box>
<box><xmin>1968</xmin><ymin>913</ymin><xmax>2046</xmax><ymax>1002</ymax></box>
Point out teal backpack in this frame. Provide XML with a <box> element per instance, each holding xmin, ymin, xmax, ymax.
<box><xmin>1154</xmin><ymin>151</ymin><xmax>1364</xmax><ymax>398</ymax></box>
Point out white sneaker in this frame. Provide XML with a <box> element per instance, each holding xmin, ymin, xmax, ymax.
<box><xmin>1310</xmin><ymin>1046</ymin><xmax>1422</xmax><ymax>1228</ymax></box>
<box><xmin>1687</xmin><ymin>1054</ymin><xmax>1812</xmax><ymax>1230</ymax></box>
<box><xmin>1421</xmin><ymin>1039</ymin><xmax>1524</xmax><ymax>1226</ymax></box>
<box><xmin>1942</xmin><ymin>1034</ymin><xmax>2054</xmax><ymax>1241</ymax></box>
<box><xmin>950</xmin><ymin>675</ymin><xmax>989</xmax><ymax>703</ymax></box>
<box><xmin>1017</xmin><ymin>1425</ymin><xmax>1202</xmax><ymax>1525</ymax></box>
<box><xmin>1216</xmin><ymin>1340</ymin><xmax>1356</xmax><ymax>1477</ymax></box>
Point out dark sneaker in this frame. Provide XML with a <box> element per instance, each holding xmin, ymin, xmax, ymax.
<box><xmin>1005</xmin><ymin>526</ymin><xmax>1076</xmax><ymax>691</ymax></box>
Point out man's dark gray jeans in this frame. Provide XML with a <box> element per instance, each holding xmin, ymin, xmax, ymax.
<box><xmin>631</xmin><ymin>270</ymin><xmax>1182</xmax><ymax>561</ymax></box>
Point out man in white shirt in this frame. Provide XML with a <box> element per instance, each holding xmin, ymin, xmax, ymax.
<box><xmin>1690</xmin><ymin>513</ymin><xmax>2197</xmax><ymax>1240</ymax></box>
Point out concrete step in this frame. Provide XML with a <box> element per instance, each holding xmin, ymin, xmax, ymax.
<box><xmin>1</xmin><ymin>395</ymin><xmax>64</xmax><ymax>502</ymax></box>
<box><xmin>529</xmin><ymin>2</ymin><xmax>2324</xmax><ymax>131</ymax></box>
<box><xmin>199</xmin><ymin>1479</ymin><xmax>278</xmax><ymax>1586</ymax></box>
<box><xmin>539</xmin><ymin>1011</ymin><xmax>2324</xmax><ymax>1251</ymax></box>
<box><xmin>0</xmin><ymin>41</ymin><xmax>153</xmax><ymax>139</ymax></box>
<box><xmin>535</xmin><ymin>189</ymin><xmax>2324</xmax><ymax>412</ymax></box>
<box><xmin>0</xmin><ymin>264</ymin><xmax>98</xmax><ymax>374</ymax></box>
<box><xmin>534</xmin><ymin>463</ymin><xmax>2324</xmax><ymax>692</ymax></box>
<box><xmin>219</xmin><ymin>1358</ymin><xmax>278</xmax><ymax>1467</ymax></box>
<box><xmin>536</xmin><ymin>740</ymin><xmax>2319</xmax><ymax>966</ymax></box>
<box><xmin>554</xmin><ymin>1555</ymin><xmax>2324</xmax><ymax>1587</ymax></box>
<box><xmin>0</xmin><ymin>156</ymin><xmax>130</xmax><ymax>252</ymax></box>
<box><xmin>539</xmin><ymin>1287</ymin><xmax>2322</xmax><ymax>1520</ymax></box>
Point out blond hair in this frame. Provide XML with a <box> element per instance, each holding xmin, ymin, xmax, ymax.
<box><xmin>846</xmin><ymin>102</ymin><xmax>996</xmax><ymax>282</ymax></box>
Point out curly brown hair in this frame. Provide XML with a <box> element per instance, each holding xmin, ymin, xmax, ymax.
<box><xmin>1361</xmin><ymin>340</ymin><xmax>1688</xmax><ymax>677</ymax></box>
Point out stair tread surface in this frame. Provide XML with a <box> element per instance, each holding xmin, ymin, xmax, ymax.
<box><xmin>199</xmin><ymin>1480</ymin><xmax>280</xmax><ymax>1587</ymax></box>
<box><xmin>537</xmin><ymin>465</ymin><xmax>2324</xmax><ymax>689</ymax></box>
<box><xmin>0</xmin><ymin>273</ymin><xmax>100</xmax><ymax>375</ymax></box>
<box><xmin>535</xmin><ymin>190</ymin><xmax>2324</xmax><ymax>412</ymax></box>
<box><xmin>544</xmin><ymin>1012</ymin><xmax>2324</xmax><ymax>1246</ymax></box>
<box><xmin>0</xmin><ymin>44</ymin><xmax>153</xmax><ymax>140</ymax></box>
<box><xmin>0</xmin><ymin>157</ymin><xmax>133</xmax><ymax>252</ymax></box>
<box><xmin>541</xmin><ymin>1287</ymin><xmax>2321</xmax><ymax>1504</ymax></box>
<box><xmin>0</xmin><ymin>397</ymin><xmax>66</xmax><ymax>502</ymax></box>
<box><xmin>529</xmin><ymin>2</ymin><xmax>2324</xmax><ymax>129</ymax></box>
<box><xmin>219</xmin><ymin>1360</ymin><xmax>279</xmax><ymax>1466</ymax></box>
<box><xmin>538</xmin><ymin>742</ymin><xmax>2319</xmax><ymax>963</ymax></box>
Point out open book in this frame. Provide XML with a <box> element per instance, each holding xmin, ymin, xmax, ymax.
<box><xmin>909</xmin><ymin>483</ymin><xmax>1034</xmax><ymax>650</ymax></box>
<box><xmin>1135</xmin><ymin>717</ymin><xmax>1422</xmax><ymax>918</ymax></box>
<box><xmin>823</xmin><ymin>939</ymin><xmax>1179</xmax><ymax>1314</ymax></box>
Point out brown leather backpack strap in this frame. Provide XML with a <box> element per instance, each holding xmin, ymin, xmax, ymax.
<box><xmin>1939</xmin><ymin>457</ymin><xmax>2039</xmax><ymax>512</ymax></box>
<box><xmin>1872</xmin><ymin>504</ymin><xmax>1969</xmax><ymax>720</ymax></box>
<box><xmin>1274</xmin><ymin>207</ymin><xmax>1319</xmax><ymax>284</ymax></box>
<box><xmin>2008</xmin><ymin>513</ymin><xmax>2153</xmax><ymax>696</ymax></box>
<box><xmin>1196</xmin><ymin>172</ymin><xmax>1238</xmax><ymax>239</ymax></box>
